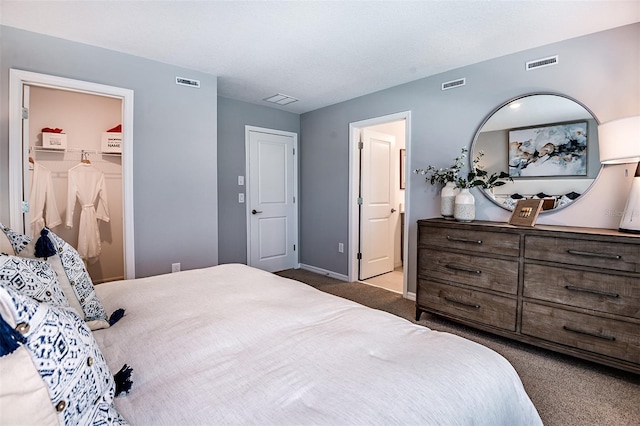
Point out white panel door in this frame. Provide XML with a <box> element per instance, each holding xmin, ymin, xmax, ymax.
<box><xmin>360</xmin><ymin>129</ymin><xmax>395</xmax><ymax>280</ymax></box>
<box><xmin>247</xmin><ymin>128</ymin><xmax>297</xmax><ymax>272</ymax></box>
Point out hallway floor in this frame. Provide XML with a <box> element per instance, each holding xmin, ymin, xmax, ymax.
<box><xmin>360</xmin><ymin>266</ymin><xmax>403</xmax><ymax>293</ymax></box>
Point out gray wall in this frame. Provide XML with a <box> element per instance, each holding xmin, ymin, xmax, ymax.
<box><xmin>217</xmin><ymin>96</ymin><xmax>300</xmax><ymax>264</ymax></box>
<box><xmin>0</xmin><ymin>26</ymin><xmax>219</xmax><ymax>278</ymax></box>
<box><xmin>300</xmin><ymin>23</ymin><xmax>640</xmax><ymax>292</ymax></box>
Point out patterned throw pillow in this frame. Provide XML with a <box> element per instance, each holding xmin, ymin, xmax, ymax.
<box><xmin>0</xmin><ymin>284</ymin><xmax>127</xmax><ymax>425</ymax></box>
<box><xmin>0</xmin><ymin>222</ymin><xmax>30</xmax><ymax>254</ymax></box>
<box><xmin>0</xmin><ymin>254</ymin><xmax>69</xmax><ymax>308</ymax></box>
<box><xmin>0</xmin><ymin>225</ymin><xmax>112</xmax><ymax>330</ymax></box>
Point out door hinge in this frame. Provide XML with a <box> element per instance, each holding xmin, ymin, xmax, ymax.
<box><xmin>357</xmin><ymin>252</ymin><xmax>362</xmax><ymax>260</ymax></box>
<box><xmin>293</xmin><ymin>196</ymin><xmax>296</xmax><ymax>203</ymax></box>
<box><xmin>293</xmin><ymin>148</ymin><xmax>296</xmax><ymax>155</ymax></box>
<box><xmin>21</xmin><ymin>107</ymin><xmax>29</xmax><ymax>119</ymax></box>
<box><xmin>357</xmin><ymin>197</ymin><xmax>363</xmax><ymax>205</ymax></box>
<box><xmin>358</xmin><ymin>141</ymin><xmax>363</xmax><ymax>150</ymax></box>
<box><xmin>293</xmin><ymin>244</ymin><xmax>296</xmax><ymax>251</ymax></box>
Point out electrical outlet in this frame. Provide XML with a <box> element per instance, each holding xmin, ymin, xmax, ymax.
<box><xmin>338</xmin><ymin>243</ymin><xmax>344</xmax><ymax>253</ymax></box>
<box><xmin>238</xmin><ymin>176</ymin><xmax>245</xmax><ymax>185</ymax></box>
<box><xmin>171</xmin><ymin>263</ymin><xmax>181</xmax><ymax>273</ymax></box>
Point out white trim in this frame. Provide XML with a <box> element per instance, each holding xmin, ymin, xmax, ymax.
<box><xmin>9</xmin><ymin>69</ymin><xmax>135</xmax><ymax>279</ymax></box>
<box><xmin>244</xmin><ymin>126</ymin><xmax>299</xmax><ymax>270</ymax></box>
<box><xmin>348</xmin><ymin>111</ymin><xmax>412</xmax><ymax>298</ymax></box>
<box><xmin>299</xmin><ymin>263</ymin><xmax>349</xmax><ymax>282</ymax></box>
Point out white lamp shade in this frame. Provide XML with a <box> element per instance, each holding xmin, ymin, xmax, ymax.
<box><xmin>598</xmin><ymin>116</ymin><xmax>640</xmax><ymax>164</ymax></box>
<box><xmin>619</xmin><ymin>175</ymin><xmax>640</xmax><ymax>233</ymax></box>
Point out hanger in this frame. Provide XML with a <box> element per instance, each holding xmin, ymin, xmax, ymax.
<box><xmin>81</xmin><ymin>151</ymin><xmax>91</xmax><ymax>164</ymax></box>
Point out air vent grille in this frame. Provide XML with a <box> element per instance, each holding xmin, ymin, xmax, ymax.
<box><xmin>442</xmin><ymin>78</ymin><xmax>466</xmax><ymax>91</ymax></box>
<box><xmin>526</xmin><ymin>55</ymin><xmax>559</xmax><ymax>71</ymax></box>
<box><xmin>176</xmin><ymin>77</ymin><xmax>201</xmax><ymax>88</ymax></box>
<box><xmin>263</xmin><ymin>93</ymin><xmax>299</xmax><ymax>105</ymax></box>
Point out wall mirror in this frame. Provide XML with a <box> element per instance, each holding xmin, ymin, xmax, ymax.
<box><xmin>471</xmin><ymin>93</ymin><xmax>601</xmax><ymax>212</ymax></box>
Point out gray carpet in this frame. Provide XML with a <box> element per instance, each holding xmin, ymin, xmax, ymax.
<box><xmin>276</xmin><ymin>268</ymin><xmax>640</xmax><ymax>426</ymax></box>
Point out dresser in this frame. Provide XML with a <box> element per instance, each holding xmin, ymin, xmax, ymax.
<box><xmin>416</xmin><ymin>218</ymin><xmax>640</xmax><ymax>373</ymax></box>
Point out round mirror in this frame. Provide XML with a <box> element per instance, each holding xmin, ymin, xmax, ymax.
<box><xmin>471</xmin><ymin>93</ymin><xmax>601</xmax><ymax>212</ymax></box>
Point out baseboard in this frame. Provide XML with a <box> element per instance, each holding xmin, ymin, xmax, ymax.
<box><xmin>298</xmin><ymin>264</ymin><xmax>349</xmax><ymax>281</ymax></box>
<box><xmin>406</xmin><ymin>291</ymin><xmax>416</xmax><ymax>301</ymax></box>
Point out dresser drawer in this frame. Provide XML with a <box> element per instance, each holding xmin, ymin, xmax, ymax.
<box><xmin>419</xmin><ymin>249</ymin><xmax>518</xmax><ymax>295</ymax></box>
<box><xmin>419</xmin><ymin>225</ymin><xmax>519</xmax><ymax>257</ymax></box>
<box><xmin>525</xmin><ymin>235</ymin><xmax>640</xmax><ymax>273</ymax></box>
<box><xmin>522</xmin><ymin>302</ymin><xmax>640</xmax><ymax>364</ymax></box>
<box><xmin>524</xmin><ymin>263</ymin><xmax>640</xmax><ymax>318</ymax></box>
<box><xmin>417</xmin><ymin>280</ymin><xmax>517</xmax><ymax>331</ymax></box>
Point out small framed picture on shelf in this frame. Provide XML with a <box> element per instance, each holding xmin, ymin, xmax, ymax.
<box><xmin>509</xmin><ymin>199</ymin><xmax>544</xmax><ymax>227</ymax></box>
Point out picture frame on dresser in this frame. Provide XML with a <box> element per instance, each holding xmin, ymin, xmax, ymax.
<box><xmin>509</xmin><ymin>199</ymin><xmax>543</xmax><ymax>227</ymax></box>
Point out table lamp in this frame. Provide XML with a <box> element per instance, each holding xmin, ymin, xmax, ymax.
<box><xmin>598</xmin><ymin>116</ymin><xmax>640</xmax><ymax>233</ymax></box>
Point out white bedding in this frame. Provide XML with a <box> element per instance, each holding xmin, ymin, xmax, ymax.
<box><xmin>93</xmin><ymin>264</ymin><xmax>542</xmax><ymax>425</ymax></box>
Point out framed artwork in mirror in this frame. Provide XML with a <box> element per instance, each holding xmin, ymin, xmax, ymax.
<box><xmin>509</xmin><ymin>199</ymin><xmax>544</xmax><ymax>227</ymax></box>
<box><xmin>508</xmin><ymin>121</ymin><xmax>588</xmax><ymax>178</ymax></box>
<box><xmin>400</xmin><ymin>149</ymin><xmax>406</xmax><ymax>189</ymax></box>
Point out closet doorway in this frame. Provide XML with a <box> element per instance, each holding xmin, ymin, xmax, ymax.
<box><xmin>349</xmin><ymin>112</ymin><xmax>411</xmax><ymax>296</ymax></box>
<box><xmin>9</xmin><ymin>70</ymin><xmax>135</xmax><ymax>281</ymax></box>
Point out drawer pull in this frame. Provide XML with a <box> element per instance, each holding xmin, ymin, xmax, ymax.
<box><xmin>565</xmin><ymin>285</ymin><xmax>620</xmax><ymax>298</ymax></box>
<box><xmin>444</xmin><ymin>296</ymin><xmax>480</xmax><ymax>310</ymax></box>
<box><xmin>566</xmin><ymin>249</ymin><xmax>622</xmax><ymax>260</ymax></box>
<box><xmin>563</xmin><ymin>325</ymin><xmax>616</xmax><ymax>341</ymax></box>
<box><xmin>445</xmin><ymin>264</ymin><xmax>482</xmax><ymax>275</ymax></box>
<box><xmin>447</xmin><ymin>236</ymin><xmax>483</xmax><ymax>245</ymax></box>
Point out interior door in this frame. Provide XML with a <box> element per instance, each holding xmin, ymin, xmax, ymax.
<box><xmin>247</xmin><ymin>128</ymin><xmax>298</xmax><ymax>272</ymax></box>
<box><xmin>359</xmin><ymin>129</ymin><xmax>395</xmax><ymax>280</ymax></box>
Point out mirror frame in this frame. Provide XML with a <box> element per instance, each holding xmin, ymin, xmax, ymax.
<box><xmin>470</xmin><ymin>92</ymin><xmax>603</xmax><ymax>213</ymax></box>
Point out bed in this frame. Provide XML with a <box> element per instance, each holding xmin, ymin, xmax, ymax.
<box><xmin>0</xmin><ymin>224</ymin><xmax>540</xmax><ymax>425</ymax></box>
<box><xmin>90</xmin><ymin>263</ymin><xmax>542</xmax><ymax>425</ymax></box>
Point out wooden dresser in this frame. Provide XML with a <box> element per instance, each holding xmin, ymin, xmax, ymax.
<box><xmin>416</xmin><ymin>218</ymin><xmax>640</xmax><ymax>373</ymax></box>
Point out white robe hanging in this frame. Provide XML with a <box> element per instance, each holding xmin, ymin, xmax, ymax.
<box><xmin>66</xmin><ymin>163</ymin><xmax>110</xmax><ymax>261</ymax></box>
<box><xmin>29</xmin><ymin>162</ymin><xmax>62</xmax><ymax>238</ymax></box>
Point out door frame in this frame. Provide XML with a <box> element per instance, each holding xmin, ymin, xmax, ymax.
<box><xmin>348</xmin><ymin>111</ymin><xmax>411</xmax><ymax>296</ymax></box>
<box><xmin>9</xmin><ymin>69</ymin><xmax>136</xmax><ymax>279</ymax></box>
<box><xmin>244</xmin><ymin>125</ymin><xmax>299</xmax><ymax>270</ymax></box>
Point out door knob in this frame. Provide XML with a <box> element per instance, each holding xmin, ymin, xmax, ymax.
<box><xmin>391</xmin><ymin>208</ymin><xmax>397</xmax><ymax>213</ymax></box>
<box><xmin>252</xmin><ymin>209</ymin><xmax>263</xmax><ymax>215</ymax></box>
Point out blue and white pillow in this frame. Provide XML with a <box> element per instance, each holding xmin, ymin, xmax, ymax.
<box><xmin>0</xmin><ymin>254</ymin><xmax>69</xmax><ymax>308</ymax></box>
<box><xmin>0</xmin><ymin>225</ymin><xmax>112</xmax><ymax>330</ymax></box>
<box><xmin>0</xmin><ymin>222</ymin><xmax>30</xmax><ymax>254</ymax></box>
<box><xmin>0</xmin><ymin>283</ymin><xmax>127</xmax><ymax>425</ymax></box>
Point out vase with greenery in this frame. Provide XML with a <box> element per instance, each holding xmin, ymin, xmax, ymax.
<box><xmin>414</xmin><ymin>149</ymin><xmax>466</xmax><ymax>219</ymax></box>
<box><xmin>452</xmin><ymin>149</ymin><xmax>512</xmax><ymax>221</ymax></box>
<box><xmin>415</xmin><ymin>147</ymin><xmax>512</xmax><ymax>221</ymax></box>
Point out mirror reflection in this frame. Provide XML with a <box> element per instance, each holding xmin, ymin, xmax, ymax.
<box><xmin>471</xmin><ymin>93</ymin><xmax>601</xmax><ymax>212</ymax></box>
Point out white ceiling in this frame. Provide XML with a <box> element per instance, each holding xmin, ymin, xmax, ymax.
<box><xmin>1</xmin><ymin>1</ymin><xmax>639</xmax><ymax>114</ymax></box>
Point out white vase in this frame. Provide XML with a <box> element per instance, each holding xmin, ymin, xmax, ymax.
<box><xmin>454</xmin><ymin>188</ymin><xmax>475</xmax><ymax>222</ymax></box>
<box><xmin>440</xmin><ymin>181</ymin><xmax>457</xmax><ymax>219</ymax></box>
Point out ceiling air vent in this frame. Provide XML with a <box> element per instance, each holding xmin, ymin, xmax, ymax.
<box><xmin>176</xmin><ymin>77</ymin><xmax>201</xmax><ymax>88</ymax></box>
<box><xmin>441</xmin><ymin>78</ymin><xmax>466</xmax><ymax>91</ymax></box>
<box><xmin>263</xmin><ymin>93</ymin><xmax>299</xmax><ymax>106</ymax></box>
<box><xmin>526</xmin><ymin>55</ymin><xmax>559</xmax><ymax>71</ymax></box>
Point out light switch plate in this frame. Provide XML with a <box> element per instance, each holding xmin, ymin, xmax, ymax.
<box><xmin>238</xmin><ymin>193</ymin><xmax>245</xmax><ymax>203</ymax></box>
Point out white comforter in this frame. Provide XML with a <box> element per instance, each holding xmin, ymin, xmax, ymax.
<box><xmin>94</xmin><ymin>264</ymin><xmax>542</xmax><ymax>425</ymax></box>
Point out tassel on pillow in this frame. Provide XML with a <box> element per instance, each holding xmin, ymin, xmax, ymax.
<box><xmin>34</xmin><ymin>228</ymin><xmax>57</xmax><ymax>260</ymax></box>
<box><xmin>114</xmin><ymin>364</ymin><xmax>133</xmax><ymax>396</ymax></box>
<box><xmin>0</xmin><ymin>314</ymin><xmax>26</xmax><ymax>357</ymax></box>
<box><xmin>108</xmin><ymin>308</ymin><xmax>126</xmax><ymax>326</ymax></box>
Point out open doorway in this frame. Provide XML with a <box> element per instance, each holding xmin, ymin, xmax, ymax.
<box><xmin>9</xmin><ymin>69</ymin><xmax>135</xmax><ymax>280</ymax></box>
<box><xmin>349</xmin><ymin>112</ymin><xmax>411</xmax><ymax>296</ymax></box>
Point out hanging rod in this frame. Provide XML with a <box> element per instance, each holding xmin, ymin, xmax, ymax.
<box><xmin>31</xmin><ymin>146</ymin><xmax>122</xmax><ymax>157</ymax></box>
